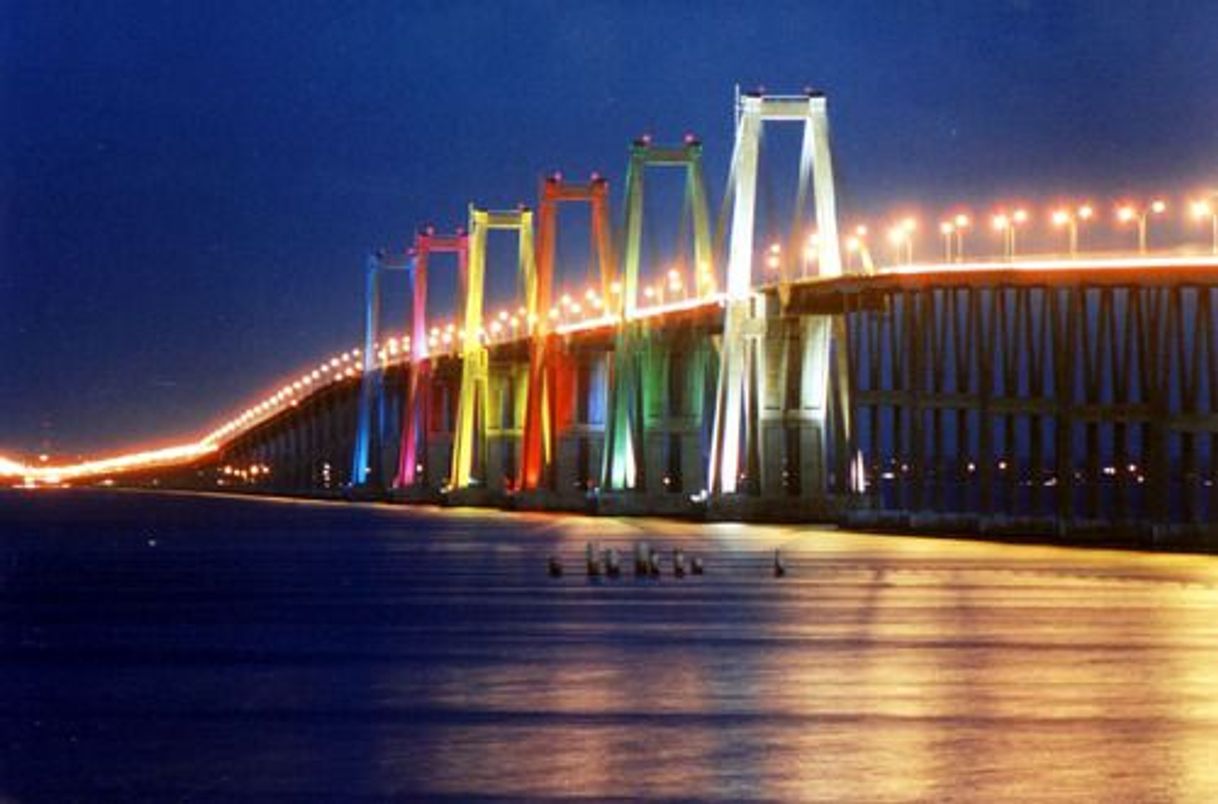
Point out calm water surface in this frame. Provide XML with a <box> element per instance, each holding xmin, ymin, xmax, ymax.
<box><xmin>3</xmin><ymin>490</ymin><xmax>1218</xmax><ymax>801</ymax></box>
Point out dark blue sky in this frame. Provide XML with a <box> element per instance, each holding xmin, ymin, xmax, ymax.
<box><xmin>3</xmin><ymin>1</ymin><xmax>1216</xmax><ymax>455</ymax></box>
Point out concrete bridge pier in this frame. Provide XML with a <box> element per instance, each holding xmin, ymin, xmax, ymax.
<box><xmin>480</xmin><ymin>348</ymin><xmax>529</xmax><ymax>499</ymax></box>
<box><xmin>596</xmin><ymin>319</ymin><xmax>716</xmax><ymax>516</ymax></box>
<box><xmin>511</xmin><ymin>337</ymin><xmax>611</xmax><ymax>510</ymax></box>
<box><xmin>708</xmin><ymin>300</ymin><xmax>853</xmax><ymax>521</ymax></box>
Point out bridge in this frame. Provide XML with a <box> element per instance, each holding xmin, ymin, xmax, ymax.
<box><xmin>7</xmin><ymin>91</ymin><xmax>1218</xmax><ymax>545</ymax></box>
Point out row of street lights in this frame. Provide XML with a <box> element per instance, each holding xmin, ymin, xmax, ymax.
<box><xmin>875</xmin><ymin>195</ymin><xmax>1218</xmax><ymax>264</ymax></box>
<box><xmin>606</xmin><ymin>193</ymin><xmax>1218</xmax><ymax>297</ymax></box>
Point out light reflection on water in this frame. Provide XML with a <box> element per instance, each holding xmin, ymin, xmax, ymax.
<box><xmin>3</xmin><ymin>490</ymin><xmax>1217</xmax><ymax>800</ymax></box>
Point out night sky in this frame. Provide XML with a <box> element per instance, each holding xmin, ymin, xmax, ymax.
<box><xmin>3</xmin><ymin>1</ymin><xmax>1216</xmax><ymax>456</ymax></box>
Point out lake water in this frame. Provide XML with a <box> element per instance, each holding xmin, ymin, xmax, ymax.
<box><xmin>4</xmin><ymin>490</ymin><xmax>1218</xmax><ymax>800</ymax></box>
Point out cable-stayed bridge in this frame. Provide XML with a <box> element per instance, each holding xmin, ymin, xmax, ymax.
<box><xmin>9</xmin><ymin>91</ymin><xmax>1218</xmax><ymax>545</ymax></box>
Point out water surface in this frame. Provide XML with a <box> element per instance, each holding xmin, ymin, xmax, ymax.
<box><xmin>3</xmin><ymin>490</ymin><xmax>1217</xmax><ymax>800</ymax></box>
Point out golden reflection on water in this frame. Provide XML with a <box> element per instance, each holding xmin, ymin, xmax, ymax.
<box><xmin>9</xmin><ymin>492</ymin><xmax>1218</xmax><ymax>799</ymax></box>
<box><xmin>361</xmin><ymin>516</ymin><xmax>1218</xmax><ymax>800</ymax></box>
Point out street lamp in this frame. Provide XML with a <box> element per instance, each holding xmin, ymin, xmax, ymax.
<box><xmin>845</xmin><ymin>225</ymin><xmax>873</xmax><ymax>273</ymax></box>
<box><xmin>1190</xmin><ymin>197</ymin><xmax>1218</xmax><ymax>255</ymax></box>
<box><xmin>992</xmin><ymin>213</ymin><xmax>1011</xmax><ymax>260</ymax></box>
<box><xmin>801</xmin><ymin>231</ymin><xmax>819</xmax><ymax>278</ymax></box>
<box><xmin>1050</xmin><ymin>204</ymin><xmax>1093</xmax><ymax>257</ymax></box>
<box><xmin>887</xmin><ymin>218</ymin><xmax>916</xmax><ymax>265</ymax></box>
<box><xmin>1116</xmin><ymin>199</ymin><xmax>1166</xmax><ymax>254</ymax></box>
<box><xmin>1010</xmin><ymin>209</ymin><xmax>1028</xmax><ymax>258</ymax></box>
<box><xmin>765</xmin><ymin>241</ymin><xmax>782</xmax><ymax>278</ymax></box>
<box><xmin>952</xmin><ymin>213</ymin><xmax>970</xmax><ymax>261</ymax></box>
<box><xmin>845</xmin><ymin>235</ymin><xmax>862</xmax><ymax>271</ymax></box>
<box><xmin>992</xmin><ymin>209</ymin><xmax>1028</xmax><ymax>260</ymax></box>
<box><xmin>939</xmin><ymin>221</ymin><xmax>955</xmax><ymax>262</ymax></box>
<box><xmin>667</xmin><ymin>267</ymin><xmax>686</xmax><ymax>299</ymax></box>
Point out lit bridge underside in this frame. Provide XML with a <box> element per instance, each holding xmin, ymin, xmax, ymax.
<box><xmin>10</xmin><ymin>257</ymin><xmax>1217</xmax><ymax>546</ymax></box>
<box><xmin>6</xmin><ymin>88</ymin><xmax>1216</xmax><ymax>547</ymax></box>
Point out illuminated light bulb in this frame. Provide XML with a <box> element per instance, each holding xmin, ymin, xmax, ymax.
<box><xmin>517</xmin><ymin>306</ymin><xmax>527</xmax><ymax>317</ymax></box>
<box><xmin>1117</xmin><ymin>206</ymin><xmax>1136</xmax><ymax>223</ymax></box>
<box><xmin>992</xmin><ymin>214</ymin><xmax>1010</xmax><ymax>230</ymax></box>
<box><xmin>769</xmin><ymin>242</ymin><xmax>781</xmax><ymax>254</ymax></box>
<box><xmin>940</xmin><ymin>221</ymin><xmax>955</xmax><ymax>235</ymax></box>
<box><xmin>490</xmin><ymin>321</ymin><xmax>503</xmax><ymax>335</ymax></box>
<box><xmin>1012</xmin><ymin>209</ymin><xmax>1028</xmax><ymax>224</ymax></box>
<box><xmin>1150</xmin><ymin>199</ymin><xmax>1166</xmax><ymax>214</ymax></box>
<box><xmin>585</xmin><ymin>288</ymin><xmax>597</xmax><ymax>301</ymax></box>
<box><xmin>610</xmin><ymin>280</ymin><xmax>622</xmax><ymax>294</ymax></box>
<box><xmin>846</xmin><ymin>236</ymin><xmax>861</xmax><ymax>252</ymax></box>
<box><xmin>441</xmin><ymin>332</ymin><xmax>453</xmax><ymax>345</ymax></box>
<box><xmin>560</xmin><ymin>293</ymin><xmax>571</xmax><ymax>306</ymax></box>
<box><xmin>498</xmin><ymin>310</ymin><xmax>509</xmax><ymax>322</ymax></box>
<box><xmin>886</xmin><ymin>227</ymin><xmax>906</xmax><ymax>246</ymax></box>
<box><xmin>1078</xmin><ymin>205</ymin><xmax>1094</xmax><ymax>220</ymax></box>
<box><xmin>570</xmin><ymin>302</ymin><xmax>582</xmax><ymax>315</ymax></box>
<box><xmin>1191</xmin><ymin>199</ymin><xmax>1213</xmax><ymax>218</ymax></box>
<box><xmin>1052</xmin><ymin>210</ymin><xmax>1070</xmax><ymax>226</ymax></box>
<box><xmin>643</xmin><ymin>286</ymin><xmax>656</xmax><ymax>299</ymax></box>
<box><xmin>855</xmin><ymin>224</ymin><xmax>868</xmax><ymax>237</ymax></box>
<box><xmin>953</xmin><ymin>214</ymin><xmax>970</xmax><ymax>228</ymax></box>
<box><xmin>901</xmin><ymin>217</ymin><xmax>916</xmax><ymax>232</ymax></box>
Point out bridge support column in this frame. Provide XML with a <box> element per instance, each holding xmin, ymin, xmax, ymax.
<box><xmin>709</xmin><ymin>91</ymin><xmax>853</xmax><ymax>518</ymax></box>
<box><xmin>600</xmin><ymin>136</ymin><xmax>713</xmax><ymax>510</ymax></box>
<box><xmin>450</xmin><ymin>207</ymin><xmax>534</xmax><ymax>502</ymax></box>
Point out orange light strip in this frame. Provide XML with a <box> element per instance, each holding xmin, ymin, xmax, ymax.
<box><xmin>878</xmin><ymin>254</ymin><xmax>1218</xmax><ymax>275</ymax></box>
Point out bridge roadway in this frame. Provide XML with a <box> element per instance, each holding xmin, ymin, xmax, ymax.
<box><xmin>12</xmin><ymin>256</ymin><xmax>1217</xmax><ymax>549</ymax></box>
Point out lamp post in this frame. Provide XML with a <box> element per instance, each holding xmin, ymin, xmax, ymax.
<box><xmin>667</xmin><ymin>267</ymin><xmax>686</xmax><ymax>299</ymax></box>
<box><xmin>887</xmin><ymin>218</ymin><xmax>916</xmax><ymax>265</ymax></box>
<box><xmin>887</xmin><ymin>226</ymin><xmax>908</xmax><ymax>265</ymax></box>
<box><xmin>991</xmin><ymin>209</ymin><xmax>1028</xmax><ymax>260</ymax></box>
<box><xmin>952</xmin><ymin>213</ymin><xmax>970</xmax><ymax>262</ymax></box>
<box><xmin>1117</xmin><ymin>199</ymin><xmax>1166</xmax><ymax>254</ymax></box>
<box><xmin>1010</xmin><ymin>209</ymin><xmax>1028</xmax><ymax>259</ymax></box>
<box><xmin>939</xmin><ymin>221</ymin><xmax>955</xmax><ymax>262</ymax></box>
<box><xmin>845</xmin><ymin>225</ymin><xmax>873</xmax><ymax>273</ymax></box>
<box><xmin>801</xmin><ymin>231</ymin><xmax>819</xmax><ymax>278</ymax></box>
<box><xmin>845</xmin><ymin>236</ymin><xmax>861</xmax><ymax>272</ymax></box>
<box><xmin>765</xmin><ymin>241</ymin><xmax>782</xmax><ymax>279</ymax></box>
<box><xmin>1050</xmin><ymin>204</ymin><xmax>1093</xmax><ymax>257</ymax></box>
<box><xmin>992</xmin><ymin>213</ymin><xmax>1011</xmax><ymax>260</ymax></box>
<box><xmin>1191</xmin><ymin>197</ymin><xmax>1218</xmax><ymax>255</ymax></box>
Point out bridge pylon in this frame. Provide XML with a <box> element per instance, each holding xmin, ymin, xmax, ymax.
<box><xmin>708</xmin><ymin>90</ymin><xmax>848</xmax><ymax>500</ymax></box>
<box><xmin>352</xmin><ymin>250</ymin><xmax>406</xmax><ymax>489</ymax></box>
<box><xmin>396</xmin><ymin>228</ymin><xmax>468</xmax><ymax>490</ymax></box>
<box><xmin>518</xmin><ymin>174</ymin><xmax>614</xmax><ymax>492</ymax></box>
<box><xmin>450</xmin><ymin>205</ymin><xmax>535</xmax><ymax>493</ymax></box>
<box><xmin>601</xmin><ymin>137</ymin><xmax>714</xmax><ymax>492</ymax></box>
